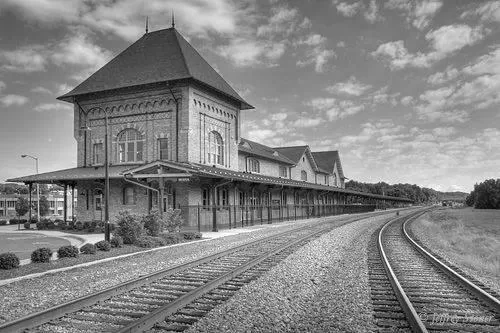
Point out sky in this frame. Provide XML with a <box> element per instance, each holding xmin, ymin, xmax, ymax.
<box><xmin>0</xmin><ymin>0</ymin><xmax>498</xmax><ymax>193</ymax></box>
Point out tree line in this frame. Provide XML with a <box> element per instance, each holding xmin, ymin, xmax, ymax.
<box><xmin>466</xmin><ymin>179</ymin><xmax>500</xmax><ymax>209</ymax></box>
<box><xmin>345</xmin><ymin>180</ymin><xmax>440</xmax><ymax>204</ymax></box>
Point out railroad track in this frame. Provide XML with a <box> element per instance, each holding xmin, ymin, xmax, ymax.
<box><xmin>1</xmin><ymin>210</ymin><xmax>400</xmax><ymax>333</ymax></box>
<box><xmin>374</xmin><ymin>209</ymin><xmax>500</xmax><ymax>333</ymax></box>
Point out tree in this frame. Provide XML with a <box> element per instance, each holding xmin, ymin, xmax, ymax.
<box><xmin>37</xmin><ymin>196</ymin><xmax>50</xmax><ymax>217</ymax></box>
<box><xmin>15</xmin><ymin>197</ymin><xmax>30</xmax><ymax>218</ymax></box>
<box><xmin>470</xmin><ymin>179</ymin><xmax>500</xmax><ymax>209</ymax></box>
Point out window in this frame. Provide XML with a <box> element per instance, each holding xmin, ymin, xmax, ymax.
<box><xmin>248</xmin><ymin>158</ymin><xmax>260</xmax><ymax>173</ymax></box>
<box><xmin>202</xmin><ymin>188</ymin><xmax>211</xmax><ymax>208</ymax></box>
<box><xmin>217</xmin><ymin>188</ymin><xmax>228</xmax><ymax>207</ymax></box>
<box><xmin>93</xmin><ymin>143</ymin><xmax>103</xmax><ymax>164</ymax></box>
<box><xmin>333</xmin><ymin>174</ymin><xmax>337</xmax><ymax>187</ymax></box>
<box><xmin>282</xmin><ymin>192</ymin><xmax>288</xmax><ymax>205</ymax></box>
<box><xmin>117</xmin><ymin>129</ymin><xmax>144</xmax><ymax>163</ymax></box>
<box><xmin>301</xmin><ymin>170</ymin><xmax>307</xmax><ymax>181</ymax></box>
<box><xmin>324</xmin><ymin>175</ymin><xmax>328</xmax><ymax>185</ymax></box>
<box><xmin>7</xmin><ymin>201</ymin><xmax>15</xmax><ymax>208</ymax></box>
<box><xmin>158</xmin><ymin>138</ymin><xmax>168</xmax><ymax>160</ymax></box>
<box><xmin>0</xmin><ymin>201</ymin><xmax>3</xmax><ymax>208</ymax></box>
<box><xmin>279</xmin><ymin>166</ymin><xmax>287</xmax><ymax>178</ymax></box>
<box><xmin>208</xmin><ymin>131</ymin><xmax>223</xmax><ymax>165</ymax></box>
<box><xmin>123</xmin><ymin>186</ymin><xmax>136</xmax><ymax>205</ymax></box>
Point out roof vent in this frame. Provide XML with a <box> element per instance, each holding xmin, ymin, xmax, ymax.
<box><xmin>272</xmin><ymin>151</ymin><xmax>279</xmax><ymax>156</ymax></box>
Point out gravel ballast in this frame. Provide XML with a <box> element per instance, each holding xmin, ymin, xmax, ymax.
<box><xmin>0</xmin><ymin>212</ymin><xmax>383</xmax><ymax>325</ymax></box>
<box><xmin>187</xmin><ymin>213</ymin><xmax>394</xmax><ymax>333</ymax></box>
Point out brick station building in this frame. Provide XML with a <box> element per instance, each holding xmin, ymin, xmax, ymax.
<box><xmin>9</xmin><ymin>27</ymin><xmax>411</xmax><ymax>231</ymax></box>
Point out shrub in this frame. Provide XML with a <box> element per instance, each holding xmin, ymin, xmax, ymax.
<box><xmin>57</xmin><ymin>245</ymin><xmax>79</xmax><ymax>258</ymax></box>
<box><xmin>164</xmin><ymin>208</ymin><xmax>184</xmax><ymax>233</ymax></box>
<box><xmin>135</xmin><ymin>236</ymin><xmax>164</xmax><ymax>248</ymax></box>
<box><xmin>182</xmin><ymin>231</ymin><xmax>202</xmax><ymax>240</ymax></box>
<box><xmin>110</xmin><ymin>235</ymin><xmax>123</xmax><ymax>248</ymax></box>
<box><xmin>24</xmin><ymin>222</ymin><xmax>31</xmax><ymax>229</ymax></box>
<box><xmin>55</xmin><ymin>219</ymin><xmax>66</xmax><ymax>229</ymax></box>
<box><xmin>83</xmin><ymin>221</ymin><xmax>92</xmax><ymax>230</ymax></box>
<box><xmin>30</xmin><ymin>217</ymin><xmax>38</xmax><ymax>224</ymax></box>
<box><xmin>68</xmin><ymin>220</ymin><xmax>75</xmax><ymax>230</ymax></box>
<box><xmin>88</xmin><ymin>221</ymin><xmax>97</xmax><ymax>232</ymax></box>
<box><xmin>0</xmin><ymin>252</ymin><xmax>20</xmax><ymax>270</ymax></box>
<box><xmin>95</xmin><ymin>240</ymin><xmax>111</xmax><ymax>251</ymax></box>
<box><xmin>142</xmin><ymin>210</ymin><xmax>163</xmax><ymax>236</ymax></box>
<box><xmin>160</xmin><ymin>232</ymin><xmax>183</xmax><ymax>245</ymax></box>
<box><xmin>75</xmin><ymin>221</ymin><xmax>84</xmax><ymax>231</ymax></box>
<box><xmin>113</xmin><ymin>211</ymin><xmax>143</xmax><ymax>244</ymax></box>
<box><xmin>9</xmin><ymin>219</ymin><xmax>19</xmax><ymax>225</ymax></box>
<box><xmin>45</xmin><ymin>221</ymin><xmax>55</xmax><ymax>230</ymax></box>
<box><xmin>0</xmin><ymin>220</ymin><xmax>7</xmax><ymax>226</ymax></box>
<box><xmin>20</xmin><ymin>219</ymin><xmax>28</xmax><ymax>224</ymax></box>
<box><xmin>31</xmin><ymin>248</ymin><xmax>52</xmax><ymax>263</ymax></box>
<box><xmin>80</xmin><ymin>243</ymin><xmax>96</xmax><ymax>254</ymax></box>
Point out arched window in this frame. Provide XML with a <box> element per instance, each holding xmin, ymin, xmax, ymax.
<box><xmin>123</xmin><ymin>186</ymin><xmax>136</xmax><ymax>205</ymax></box>
<box><xmin>208</xmin><ymin>131</ymin><xmax>223</xmax><ymax>165</ymax></box>
<box><xmin>248</xmin><ymin>158</ymin><xmax>260</xmax><ymax>173</ymax></box>
<box><xmin>301</xmin><ymin>170</ymin><xmax>307</xmax><ymax>181</ymax></box>
<box><xmin>117</xmin><ymin>129</ymin><xmax>144</xmax><ymax>163</ymax></box>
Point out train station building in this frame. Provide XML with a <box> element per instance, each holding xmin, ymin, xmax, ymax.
<box><xmin>8</xmin><ymin>27</ymin><xmax>411</xmax><ymax>230</ymax></box>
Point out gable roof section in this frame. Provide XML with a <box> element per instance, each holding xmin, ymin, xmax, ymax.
<box><xmin>274</xmin><ymin>145</ymin><xmax>322</xmax><ymax>171</ymax></box>
<box><xmin>312</xmin><ymin>151</ymin><xmax>345</xmax><ymax>179</ymax></box>
<box><xmin>58</xmin><ymin>28</ymin><xmax>252</xmax><ymax>110</ymax></box>
<box><xmin>239</xmin><ymin>138</ymin><xmax>295</xmax><ymax>165</ymax></box>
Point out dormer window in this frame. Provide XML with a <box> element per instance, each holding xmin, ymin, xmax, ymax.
<box><xmin>301</xmin><ymin>170</ymin><xmax>307</xmax><ymax>181</ymax></box>
<box><xmin>248</xmin><ymin>158</ymin><xmax>260</xmax><ymax>173</ymax></box>
<box><xmin>279</xmin><ymin>166</ymin><xmax>287</xmax><ymax>178</ymax></box>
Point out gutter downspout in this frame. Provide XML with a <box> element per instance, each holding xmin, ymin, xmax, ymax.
<box><xmin>168</xmin><ymin>85</ymin><xmax>180</xmax><ymax>162</ymax></box>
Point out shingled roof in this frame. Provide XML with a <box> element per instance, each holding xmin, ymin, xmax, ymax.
<box><xmin>312</xmin><ymin>151</ymin><xmax>345</xmax><ymax>179</ymax></box>
<box><xmin>239</xmin><ymin>138</ymin><xmax>295</xmax><ymax>165</ymax></box>
<box><xmin>58</xmin><ymin>28</ymin><xmax>252</xmax><ymax>110</ymax></box>
<box><xmin>273</xmin><ymin>146</ymin><xmax>307</xmax><ymax>164</ymax></box>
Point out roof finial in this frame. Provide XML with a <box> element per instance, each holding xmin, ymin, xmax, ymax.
<box><xmin>145</xmin><ymin>16</ymin><xmax>149</xmax><ymax>34</ymax></box>
<box><xmin>171</xmin><ymin>10</ymin><xmax>175</xmax><ymax>28</ymax></box>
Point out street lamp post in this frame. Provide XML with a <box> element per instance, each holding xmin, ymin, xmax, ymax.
<box><xmin>21</xmin><ymin>154</ymin><xmax>40</xmax><ymax>222</ymax></box>
<box><xmin>79</xmin><ymin>106</ymin><xmax>110</xmax><ymax>242</ymax></box>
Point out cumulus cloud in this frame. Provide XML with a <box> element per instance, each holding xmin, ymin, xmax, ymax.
<box><xmin>326</xmin><ymin>76</ymin><xmax>372</xmax><ymax>96</ymax></box>
<box><xmin>0</xmin><ymin>45</ymin><xmax>48</xmax><ymax>72</ymax></box>
<box><xmin>333</xmin><ymin>0</ymin><xmax>382</xmax><ymax>23</ymax></box>
<box><xmin>217</xmin><ymin>38</ymin><xmax>286</xmax><ymax>67</ymax></box>
<box><xmin>307</xmin><ymin>97</ymin><xmax>337</xmax><ymax>110</ymax></box>
<box><xmin>295</xmin><ymin>33</ymin><xmax>335</xmax><ymax>73</ymax></box>
<box><xmin>0</xmin><ymin>81</ymin><xmax>5</xmax><ymax>92</ymax></box>
<box><xmin>292</xmin><ymin>117</ymin><xmax>324</xmax><ymax>128</ymax></box>
<box><xmin>427</xmin><ymin>66</ymin><xmax>460</xmax><ymax>85</ymax></box>
<box><xmin>460</xmin><ymin>1</ymin><xmax>500</xmax><ymax>24</ymax></box>
<box><xmin>400</xmin><ymin>96</ymin><xmax>414</xmax><ymax>106</ymax></box>
<box><xmin>31</xmin><ymin>86</ymin><xmax>53</xmax><ymax>94</ymax></box>
<box><xmin>372</xmin><ymin>24</ymin><xmax>486</xmax><ymax>70</ymax></box>
<box><xmin>34</xmin><ymin>103</ymin><xmax>73</xmax><ymax>112</ymax></box>
<box><xmin>385</xmin><ymin>0</ymin><xmax>443</xmax><ymax>30</ymax></box>
<box><xmin>0</xmin><ymin>94</ymin><xmax>28</xmax><ymax>106</ymax></box>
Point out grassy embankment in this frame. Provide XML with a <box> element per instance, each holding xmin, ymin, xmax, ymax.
<box><xmin>411</xmin><ymin>207</ymin><xmax>500</xmax><ymax>286</ymax></box>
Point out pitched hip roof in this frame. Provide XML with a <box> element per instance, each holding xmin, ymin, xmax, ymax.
<box><xmin>57</xmin><ymin>28</ymin><xmax>253</xmax><ymax>110</ymax></box>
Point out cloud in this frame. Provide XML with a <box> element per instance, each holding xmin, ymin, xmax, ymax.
<box><xmin>307</xmin><ymin>97</ymin><xmax>337</xmax><ymax>110</ymax></box>
<box><xmin>0</xmin><ymin>81</ymin><xmax>5</xmax><ymax>92</ymax></box>
<box><xmin>333</xmin><ymin>0</ymin><xmax>382</xmax><ymax>23</ymax></box>
<box><xmin>31</xmin><ymin>86</ymin><xmax>53</xmax><ymax>94</ymax></box>
<box><xmin>385</xmin><ymin>0</ymin><xmax>443</xmax><ymax>30</ymax></box>
<box><xmin>427</xmin><ymin>66</ymin><xmax>459</xmax><ymax>85</ymax></box>
<box><xmin>295</xmin><ymin>33</ymin><xmax>335</xmax><ymax>73</ymax></box>
<box><xmin>257</xmin><ymin>6</ymin><xmax>300</xmax><ymax>38</ymax></box>
<box><xmin>217</xmin><ymin>38</ymin><xmax>286</xmax><ymax>67</ymax></box>
<box><xmin>34</xmin><ymin>103</ymin><xmax>73</xmax><ymax>112</ymax></box>
<box><xmin>460</xmin><ymin>1</ymin><xmax>500</xmax><ymax>24</ymax></box>
<box><xmin>372</xmin><ymin>24</ymin><xmax>485</xmax><ymax>70</ymax></box>
<box><xmin>0</xmin><ymin>45</ymin><xmax>48</xmax><ymax>72</ymax></box>
<box><xmin>432</xmin><ymin>127</ymin><xmax>456</xmax><ymax>137</ymax></box>
<box><xmin>0</xmin><ymin>0</ymin><xmax>85</xmax><ymax>24</ymax></box>
<box><xmin>292</xmin><ymin>117</ymin><xmax>324</xmax><ymax>128</ymax></box>
<box><xmin>51</xmin><ymin>33</ymin><xmax>112</xmax><ymax>70</ymax></box>
<box><xmin>326</xmin><ymin>76</ymin><xmax>371</xmax><ymax>96</ymax></box>
<box><xmin>400</xmin><ymin>96</ymin><xmax>413</xmax><ymax>106</ymax></box>
<box><xmin>0</xmin><ymin>94</ymin><xmax>28</xmax><ymax>106</ymax></box>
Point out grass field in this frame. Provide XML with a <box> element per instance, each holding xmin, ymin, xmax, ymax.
<box><xmin>411</xmin><ymin>207</ymin><xmax>500</xmax><ymax>291</ymax></box>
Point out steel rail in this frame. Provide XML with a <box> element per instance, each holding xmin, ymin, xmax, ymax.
<box><xmin>117</xmin><ymin>220</ymin><xmax>337</xmax><ymax>332</ymax></box>
<box><xmin>403</xmin><ymin>218</ymin><xmax>500</xmax><ymax>312</ymax></box>
<box><xmin>0</xmin><ymin>209</ymin><xmax>403</xmax><ymax>332</ymax></box>
<box><xmin>378</xmin><ymin>209</ymin><xmax>429</xmax><ymax>333</ymax></box>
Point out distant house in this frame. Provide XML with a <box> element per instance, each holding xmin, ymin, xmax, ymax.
<box><xmin>0</xmin><ymin>192</ymin><xmax>76</xmax><ymax>220</ymax></box>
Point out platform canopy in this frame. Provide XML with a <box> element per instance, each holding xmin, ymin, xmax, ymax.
<box><xmin>123</xmin><ymin>160</ymin><xmax>413</xmax><ymax>203</ymax></box>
